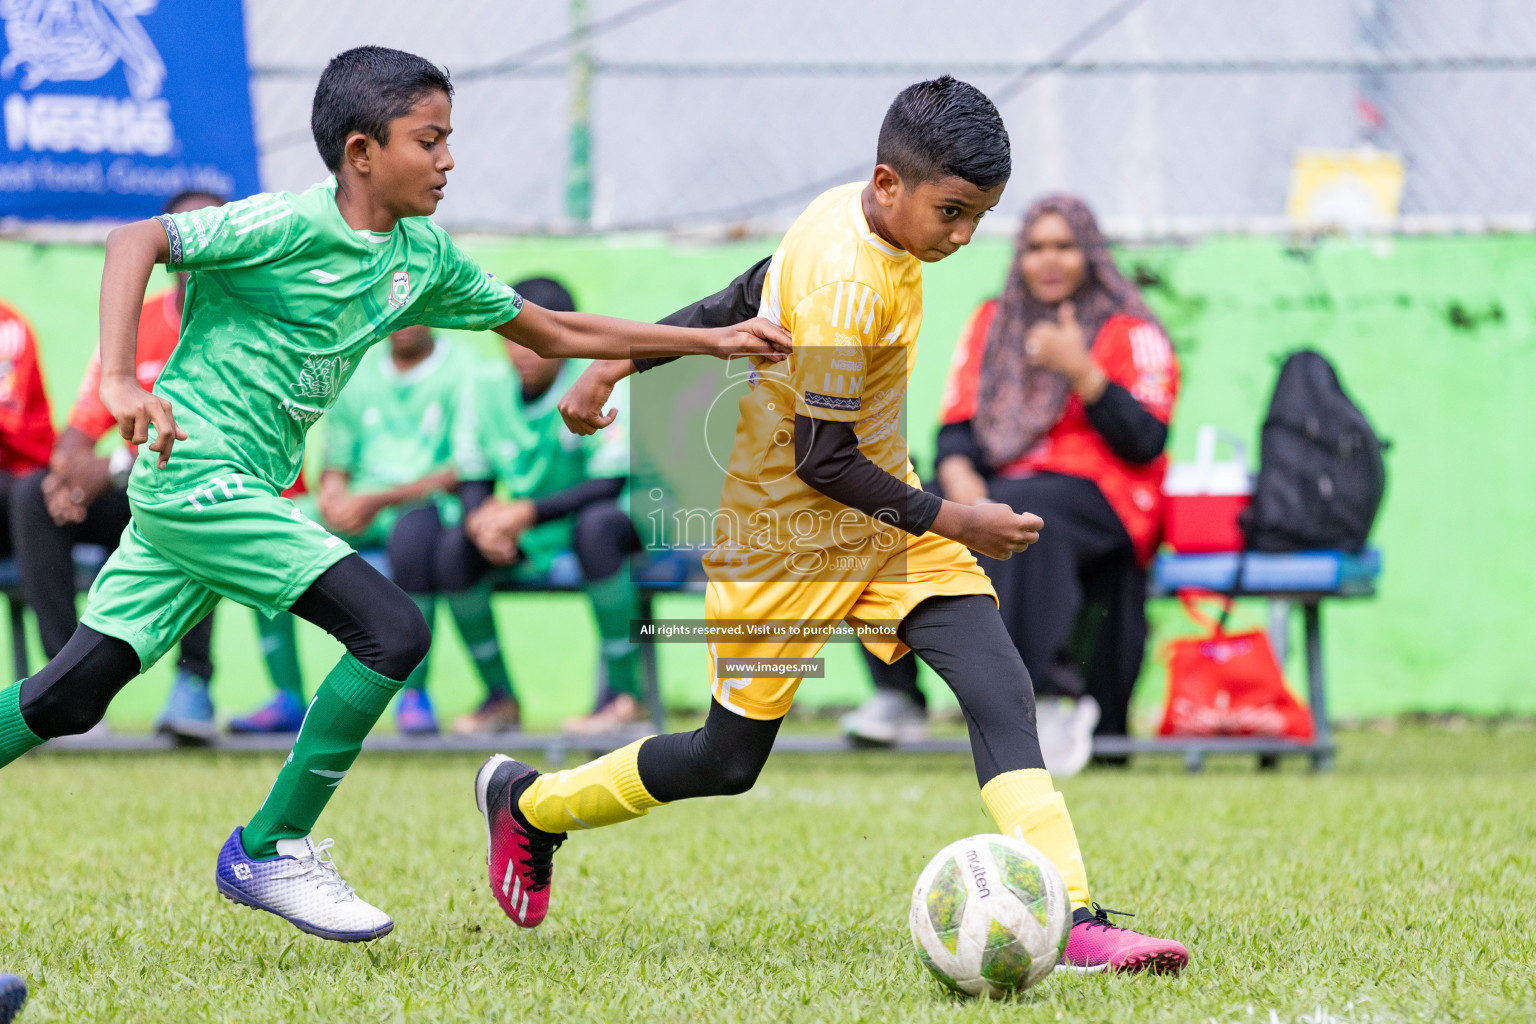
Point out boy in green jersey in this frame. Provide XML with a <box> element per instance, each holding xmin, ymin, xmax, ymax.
<box><xmin>0</xmin><ymin>45</ymin><xmax>788</xmax><ymax>943</ymax></box>
<box><xmin>231</xmin><ymin>324</ymin><xmax>517</xmax><ymax>736</ymax></box>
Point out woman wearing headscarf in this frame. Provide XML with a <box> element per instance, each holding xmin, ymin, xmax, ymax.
<box><xmin>843</xmin><ymin>195</ymin><xmax>1179</xmax><ymax>764</ymax></box>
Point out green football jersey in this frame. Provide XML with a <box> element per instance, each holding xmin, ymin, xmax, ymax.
<box><xmin>136</xmin><ymin>178</ymin><xmax>523</xmax><ymax>499</ymax></box>
<box><xmin>454</xmin><ymin>357</ymin><xmax>629</xmax><ymax>566</ymax></box>
<box><xmin>454</xmin><ymin>358</ymin><xmax>564</xmax><ymax>496</ymax></box>
<box><xmin>323</xmin><ymin>337</ymin><xmax>478</xmax><ymax>492</ymax></box>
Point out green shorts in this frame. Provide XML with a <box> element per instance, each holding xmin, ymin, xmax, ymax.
<box><xmin>81</xmin><ymin>462</ymin><xmax>353</xmax><ymax>670</ymax></box>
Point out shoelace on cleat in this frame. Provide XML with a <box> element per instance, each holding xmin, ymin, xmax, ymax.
<box><xmin>518</xmin><ymin>830</ymin><xmax>567</xmax><ymax>891</ymax></box>
<box><xmin>279</xmin><ymin>838</ymin><xmax>357</xmax><ymax>902</ymax></box>
<box><xmin>1081</xmin><ymin>902</ymin><xmax>1136</xmax><ymax>931</ymax></box>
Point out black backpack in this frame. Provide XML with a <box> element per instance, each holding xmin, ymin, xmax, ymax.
<box><xmin>1240</xmin><ymin>350</ymin><xmax>1387</xmax><ymax>553</ymax></box>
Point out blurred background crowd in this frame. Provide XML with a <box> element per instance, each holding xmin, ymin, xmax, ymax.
<box><xmin>1</xmin><ymin>0</ymin><xmax>1532</xmax><ymax>743</ymax></box>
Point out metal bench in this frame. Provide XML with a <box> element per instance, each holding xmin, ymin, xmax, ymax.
<box><xmin>1135</xmin><ymin>548</ymin><xmax>1383</xmax><ymax>771</ymax></box>
<box><xmin>5</xmin><ymin>543</ymin><xmax>1381</xmax><ymax>771</ymax></box>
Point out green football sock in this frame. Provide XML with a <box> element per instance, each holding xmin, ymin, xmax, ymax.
<box><xmin>445</xmin><ymin>584</ymin><xmax>513</xmax><ymax>699</ymax></box>
<box><xmin>241</xmin><ymin>654</ymin><xmax>400</xmax><ymax>859</ymax></box>
<box><xmin>401</xmin><ymin>595</ymin><xmax>436</xmax><ymax>693</ymax></box>
<box><xmin>256</xmin><ymin>612</ymin><xmax>304</xmax><ymax>699</ymax></box>
<box><xmin>0</xmin><ymin>683</ymin><xmax>44</xmax><ymax>768</ymax></box>
<box><xmin>585</xmin><ymin>572</ymin><xmax>643</xmax><ymax>700</ymax></box>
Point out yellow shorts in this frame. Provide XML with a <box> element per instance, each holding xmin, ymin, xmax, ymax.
<box><xmin>703</xmin><ymin>530</ymin><xmax>995</xmax><ymax>720</ymax></box>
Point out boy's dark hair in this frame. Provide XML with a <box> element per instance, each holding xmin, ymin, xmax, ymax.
<box><xmin>161</xmin><ymin>190</ymin><xmax>225</xmax><ymax>215</ymax></box>
<box><xmin>312</xmin><ymin>46</ymin><xmax>453</xmax><ymax>172</ymax></box>
<box><xmin>512</xmin><ymin>276</ymin><xmax>577</xmax><ymax>313</ymax></box>
<box><xmin>876</xmin><ymin>75</ymin><xmax>1010</xmax><ymax>190</ymax></box>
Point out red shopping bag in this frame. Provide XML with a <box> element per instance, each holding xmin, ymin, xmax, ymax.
<box><xmin>1157</xmin><ymin>590</ymin><xmax>1314</xmax><ymax>740</ymax></box>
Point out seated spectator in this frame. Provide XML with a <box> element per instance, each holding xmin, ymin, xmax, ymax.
<box><xmin>389</xmin><ymin>276</ymin><xmax>647</xmax><ymax>735</ymax></box>
<box><xmin>0</xmin><ymin>294</ymin><xmax>54</xmax><ymax>586</ymax></box>
<box><xmin>8</xmin><ymin>192</ymin><xmax>232</xmax><ymax>742</ymax></box>
<box><xmin>233</xmin><ymin>323</ymin><xmax>515</xmax><ymax>736</ymax></box>
<box><xmin>845</xmin><ymin>194</ymin><xmax>1179</xmax><ymax>770</ymax></box>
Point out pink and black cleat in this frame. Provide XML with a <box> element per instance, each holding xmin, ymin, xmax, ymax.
<box><xmin>474</xmin><ymin>754</ymin><xmax>566</xmax><ymax>928</ymax></box>
<box><xmin>1056</xmin><ymin>903</ymin><xmax>1189</xmax><ymax>975</ymax></box>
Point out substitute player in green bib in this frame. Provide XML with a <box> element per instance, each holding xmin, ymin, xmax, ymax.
<box><xmin>0</xmin><ymin>45</ymin><xmax>789</xmax><ymax>943</ymax></box>
<box><xmin>389</xmin><ymin>277</ymin><xmax>649</xmax><ymax>734</ymax></box>
<box><xmin>325</xmin><ymin>325</ymin><xmax>521</xmax><ymax>735</ymax></box>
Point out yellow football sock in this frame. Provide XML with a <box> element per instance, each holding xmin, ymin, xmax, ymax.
<box><xmin>980</xmin><ymin>768</ymin><xmax>1091</xmax><ymax>911</ymax></box>
<box><xmin>518</xmin><ymin>738</ymin><xmax>664</xmax><ymax>833</ymax></box>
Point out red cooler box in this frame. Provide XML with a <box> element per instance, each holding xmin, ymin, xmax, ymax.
<box><xmin>1162</xmin><ymin>426</ymin><xmax>1253</xmax><ymax>553</ymax></box>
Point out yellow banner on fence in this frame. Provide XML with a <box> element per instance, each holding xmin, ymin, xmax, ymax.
<box><xmin>1287</xmin><ymin>148</ymin><xmax>1405</xmax><ymax>229</ymax></box>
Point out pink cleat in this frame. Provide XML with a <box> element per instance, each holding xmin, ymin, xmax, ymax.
<box><xmin>474</xmin><ymin>754</ymin><xmax>565</xmax><ymax>928</ymax></box>
<box><xmin>1056</xmin><ymin>903</ymin><xmax>1189</xmax><ymax>975</ymax></box>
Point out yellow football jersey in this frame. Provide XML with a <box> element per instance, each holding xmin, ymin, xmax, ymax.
<box><xmin>714</xmin><ymin>182</ymin><xmax>924</xmax><ymax>568</ymax></box>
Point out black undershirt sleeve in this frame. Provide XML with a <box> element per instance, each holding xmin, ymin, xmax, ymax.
<box><xmin>1083</xmin><ymin>382</ymin><xmax>1169</xmax><ymax>465</ymax></box>
<box><xmin>934</xmin><ymin>419</ymin><xmax>986</xmax><ymax>473</ymax></box>
<box><xmin>456</xmin><ymin>479</ymin><xmax>495</xmax><ymax>514</ymax></box>
<box><xmin>633</xmin><ymin>256</ymin><xmax>773</xmax><ymax>374</ymax></box>
<box><xmin>532</xmin><ymin>476</ymin><xmax>626</xmax><ymax>525</ymax></box>
<box><xmin>793</xmin><ymin>414</ymin><xmax>943</xmax><ymax>536</ymax></box>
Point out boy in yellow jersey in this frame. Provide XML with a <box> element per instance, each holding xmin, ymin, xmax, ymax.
<box><xmin>475</xmin><ymin>77</ymin><xmax>1188</xmax><ymax>974</ymax></box>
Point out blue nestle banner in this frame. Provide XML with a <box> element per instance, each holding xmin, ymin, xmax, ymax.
<box><xmin>0</xmin><ymin>0</ymin><xmax>260</xmax><ymax>220</ymax></box>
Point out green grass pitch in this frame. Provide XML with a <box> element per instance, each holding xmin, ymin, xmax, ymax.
<box><xmin>1</xmin><ymin>726</ymin><xmax>1532</xmax><ymax>1022</ymax></box>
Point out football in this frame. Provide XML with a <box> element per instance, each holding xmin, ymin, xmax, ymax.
<box><xmin>908</xmin><ymin>834</ymin><xmax>1071</xmax><ymax>998</ymax></box>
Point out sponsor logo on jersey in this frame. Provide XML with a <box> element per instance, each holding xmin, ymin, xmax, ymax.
<box><xmin>280</xmin><ymin>398</ymin><xmax>324</xmax><ymax>425</ymax></box>
<box><xmin>292</xmin><ymin>355</ymin><xmax>350</xmax><ymax>401</ymax></box>
<box><xmin>311</xmin><ymin>269</ymin><xmax>341</xmax><ymax>284</ymax></box>
<box><xmin>804</xmin><ymin>391</ymin><xmax>860</xmax><ymax>412</ymax></box>
<box><xmin>389</xmin><ymin>270</ymin><xmax>411</xmax><ymax>308</ymax></box>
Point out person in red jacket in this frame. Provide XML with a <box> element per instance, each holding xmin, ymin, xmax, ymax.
<box><xmin>0</xmin><ymin>299</ymin><xmax>55</xmax><ymax>568</ymax></box>
<box><xmin>844</xmin><ymin>194</ymin><xmax>1179</xmax><ymax>769</ymax></box>
<box><xmin>8</xmin><ymin>193</ymin><xmax>226</xmax><ymax>741</ymax></box>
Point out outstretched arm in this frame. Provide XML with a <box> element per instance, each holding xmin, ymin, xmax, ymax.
<box><xmin>494</xmin><ymin>302</ymin><xmax>788</xmax><ymax>364</ymax></box>
<box><xmin>99</xmin><ymin>219</ymin><xmax>184</xmax><ymax>468</ymax></box>
<box><xmin>559</xmin><ymin>256</ymin><xmax>774</xmax><ymax>434</ymax></box>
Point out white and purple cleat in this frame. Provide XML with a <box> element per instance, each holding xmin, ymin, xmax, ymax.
<box><xmin>215</xmin><ymin>827</ymin><xmax>393</xmax><ymax>942</ymax></box>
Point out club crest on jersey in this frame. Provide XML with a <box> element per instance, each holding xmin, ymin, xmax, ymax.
<box><xmin>389</xmin><ymin>271</ymin><xmax>411</xmax><ymax>309</ymax></box>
